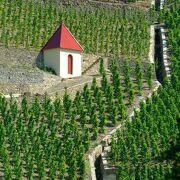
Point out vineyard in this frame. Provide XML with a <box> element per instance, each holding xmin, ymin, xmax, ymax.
<box><xmin>43</xmin><ymin>0</ymin><xmax>148</xmax><ymax>5</ymax></box>
<box><xmin>0</xmin><ymin>0</ymin><xmax>179</xmax><ymax>179</ymax></box>
<box><xmin>109</xmin><ymin>83</ymin><xmax>179</xmax><ymax>179</ymax></box>
<box><xmin>161</xmin><ymin>0</ymin><xmax>180</xmax><ymax>81</ymax></box>
<box><xmin>0</xmin><ymin>57</ymin><xmax>155</xmax><ymax>179</ymax></box>
<box><xmin>108</xmin><ymin>0</ymin><xmax>180</xmax><ymax>179</ymax></box>
<box><xmin>0</xmin><ymin>0</ymin><xmax>150</xmax><ymax>59</ymax></box>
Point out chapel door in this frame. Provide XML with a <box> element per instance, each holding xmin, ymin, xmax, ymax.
<box><xmin>68</xmin><ymin>55</ymin><xmax>73</xmax><ymax>74</ymax></box>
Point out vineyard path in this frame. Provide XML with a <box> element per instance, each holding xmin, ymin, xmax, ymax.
<box><xmin>46</xmin><ymin>74</ymin><xmax>102</xmax><ymax>96</ymax></box>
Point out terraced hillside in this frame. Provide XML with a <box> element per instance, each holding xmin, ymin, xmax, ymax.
<box><xmin>106</xmin><ymin>0</ymin><xmax>180</xmax><ymax>179</ymax></box>
<box><xmin>0</xmin><ymin>0</ymin><xmax>150</xmax><ymax>59</ymax></box>
<box><xmin>0</xmin><ymin>56</ymin><xmax>158</xmax><ymax>179</ymax></box>
<box><xmin>1</xmin><ymin>0</ymin><xmax>177</xmax><ymax>180</ymax></box>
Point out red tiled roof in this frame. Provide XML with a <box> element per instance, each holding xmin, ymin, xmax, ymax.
<box><xmin>43</xmin><ymin>22</ymin><xmax>83</xmax><ymax>52</ymax></box>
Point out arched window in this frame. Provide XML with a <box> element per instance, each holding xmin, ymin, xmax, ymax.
<box><xmin>68</xmin><ymin>54</ymin><xmax>73</xmax><ymax>74</ymax></box>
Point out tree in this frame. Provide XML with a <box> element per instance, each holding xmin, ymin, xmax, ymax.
<box><xmin>123</xmin><ymin>60</ymin><xmax>131</xmax><ymax>86</ymax></box>
<box><xmin>91</xmin><ymin>77</ymin><xmax>97</xmax><ymax>91</ymax></box>
<box><xmin>54</xmin><ymin>95</ymin><xmax>64</xmax><ymax>121</ymax></box>
<box><xmin>21</xmin><ymin>96</ymin><xmax>28</xmax><ymax>118</ymax></box>
<box><xmin>78</xmin><ymin>143</ymin><xmax>86</xmax><ymax>180</ymax></box>
<box><xmin>166</xmin><ymin>163</ymin><xmax>172</xmax><ymax>179</ymax></box>
<box><xmin>49</xmin><ymin>161</ymin><xmax>57</xmax><ymax>179</ymax></box>
<box><xmin>59</xmin><ymin>155</ymin><xmax>66</xmax><ymax>180</ymax></box>
<box><xmin>128</xmin><ymin>87</ymin><xmax>134</xmax><ymax>105</ymax></box>
<box><xmin>14</xmin><ymin>160</ymin><xmax>23</xmax><ymax>180</ymax></box>
<box><xmin>117</xmin><ymin>97</ymin><xmax>127</xmax><ymax>119</ymax></box>
<box><xmin>92</xmin><ymin>113</ymin><xmax>99</xmax><ymax>129</ymax></box>
<box><xmin>26</xmin><ymin>155</ymin><xmax>34</xmax><ymax>180</ymax></box>
<box><xmin>131</xmin><ymin>144</ymin><xmax>139</xmax><ymax>164</ymax></box>
<box><xmin>99</xmin><ymin>110</ymin><xmax>107</xmax><ymax>133</ymax></box>
<box><xmin>123</xmin><ymin>60</ymin><xmax>134</xmax><ymax>104</ymax></box>
<box><xmin>93</xmin><ymin>127</ymin><xmax>98</xmax><ymax>140</ymax></box>
<box><xmin>83</xmin><ymin>128</ymin><xmax>90</xmax><ymax>152</ymax></box>
<box><xmin>63</xmin><ymin>88</ymin><xmax>72</xmax><ymax>113</ymax></box>
<box><xmin>110</xmin><ymin>136</ymin><xmax>117</xmax><ymax>163</ymax></box>
<box><xmin>4</xmin><ymin>163</ymin><xmax>13</xmax><ymax>180</ymax></box>
<box><xmin>68</xmin><ymin>153</ymin><xmax>77</xmax><ymax>180</ymax></box>
<box><xmin>147</xmin><ymin>64</ymin><xmax>153</xmax><ymax>89</ymax></box>
<box><xmin>135</xmin><ymin>61</ymin><xmax>143</xmax><ymax>94</ymax></box>
<box><xmin>99</xmin><ymin>57</ymin><xmax>105</xmax><ymax>75</ymax></box>
<box><xmin>101</xmin><ymin>73</ymin><xmax>108</xmax><ymax>92</ymax></box>
<box><xmin>117</xmin><ymin>163</ymin><xmax>129</xmax><ymax>180</ymax></box>
<box><xmin>31</xmin><ymin>96</ymin><xmax>41</xmax><ymax>120</ymax></box>
<box><xmin>79</xmin><ymin>110</ymin><xmax>87</xmax><ymax>129</ymax></box>
<box><xmin>111</xmin><ymin>105</ymin><xmax>118</xmax><ymax>125</ymax></box>
<box><xmin>142</xmin><ymin>163</ymin><xmax>149</xmax><ymax>180</ymax></box>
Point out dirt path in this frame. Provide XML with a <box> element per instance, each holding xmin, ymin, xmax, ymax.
<box><xmin>46</xmin><ymin>75</ymin><xmax>102</xmax><ymax>98</ymax></box>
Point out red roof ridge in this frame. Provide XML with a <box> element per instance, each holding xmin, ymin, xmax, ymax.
<box><xmin>61</xmin><ymin>24</ymin><xmax>84</xmax><ymax>51</ymax></box>
<box><xmin>42</xmin><ymin>22</ymin><xmax>83</xmax><ymax>52</ymax></box>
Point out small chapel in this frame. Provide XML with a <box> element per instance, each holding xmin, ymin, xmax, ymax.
<box><xmin>42</xmin><ymin>22</ymin><xmax>83</xmax><ymax>78</ymax></box>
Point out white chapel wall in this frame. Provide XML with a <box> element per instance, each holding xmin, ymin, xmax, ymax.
<box><xmin>60</xmin><ymin>49</ymin><xmax>82</xmax><ymax>78</ymax></box>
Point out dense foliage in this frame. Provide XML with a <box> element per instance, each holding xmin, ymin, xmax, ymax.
<box><xmin>90</xmin><ymin>0</ymin><xmax>146</xmax><ymax>3</ymax></box>
<box><xmin>1</xmin><ymin>0</ymin><xmax>179</xmax><ymax>179</ymax></box>
<box><xmin>0</xmin><ymin>58</ymin><xmax>153</xmax><ymax>178</ymax></box>
<box><xmin>108</xmin><ymin>0</ymin><xmax>180</xmax><ymax>179</ymax></box>
<box><xmin>0</xmin><ymin>0</ymin><xmax>150</xmax><ymax>58</ymax></box>
<box><xmin>0</xmin><ymin>94</ymin><xmax>87</xmax><ymax>179</ymax></box>
<box><xmin>109</xmin><ymin>83</ymin><xmax>179</xmax><ymax>179</ymax></box>
<box><xmin>43</xmin><ymin>0</ymin><xmax>146</xmax><ymax>5</ymax></box>
<box><xmin>161</xmin><ymin>0</ymin><xmax>180</xmax><ymax>84</ymax></box>
<box><xmin>45</xmin><ymin>0</ymin><xmax>147</xmax><ymax>4</ymax></box>
<box><xmin>0</xmin><ymin>4</ymin><xmax>153</xmax><ymax>177</ymax></box>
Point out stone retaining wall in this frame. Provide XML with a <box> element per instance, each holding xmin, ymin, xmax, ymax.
<box><xmin>0</xmin><ymin>45</ymin><xmax>39</xmax><ymax>65</ymax></box>
<box><xmin>50</xmin><ymin>76</ymin><xmax>103</xmax><ymax>100</ymax></box>
<box><xmin>84</xmin><ymin>57</ymin><xmax>109</xmax><ymax>76</ymax></box>
<box><xmin>88</xmin><ymin>81</ymin><xmax>160</xmax><ymax>180</ymax></box>
<box><xmin>88</xmin><ymin>19</ymin><xmax>157</xmax><ymax>179</ymax></box>
<box><xmin>160</xmin><ymin>27</ymin><xmax>171</xmax><ymax>78</ymax></box>
<box><xmin>149</xmin><ymin>25</ymin><xmax>155</xmax><ymax>64</ymax></box>
<box><xmin>83</xmin><ymin>55</ymin><xmax>154</xmax><ymax>78</ymax></box>
<box><xmin>114</xmin><ymin>58</ymin><xmax>156</xmax><ymax>79</ymax></box>
<box><xmin>101</xmin><ymin>147</ymin><xmax>117</xmax><ymax>180</ymax></box>
<box><xmin>0</xmin><ymin>68</ymin><xmax>43</xmax><ymax>84</ymax></box>
<box><xmin>0</xmin><ymin>45</ymin><xmax>44</xmax><ymax>86</ymax></box>
<box><xmin>82</xmin><ymin>54</ymin><xmax>101</xmax><ymax>73</ymax></box>
<box><xmin>101</xmin><ymin>81</ymin><xmax>160</xmax><ymax>180</ymax></box>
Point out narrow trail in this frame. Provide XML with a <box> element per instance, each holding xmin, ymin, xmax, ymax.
<box><xmin>47</xmin><ymin>76</ymin><xmax>99</xmax><ymax>95</ymax></box>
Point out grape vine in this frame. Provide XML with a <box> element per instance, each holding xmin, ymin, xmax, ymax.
<box><xmin>0</xmin><ymin>0</ymin><xmax>150</xmax><ymax>59</ymax></box>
